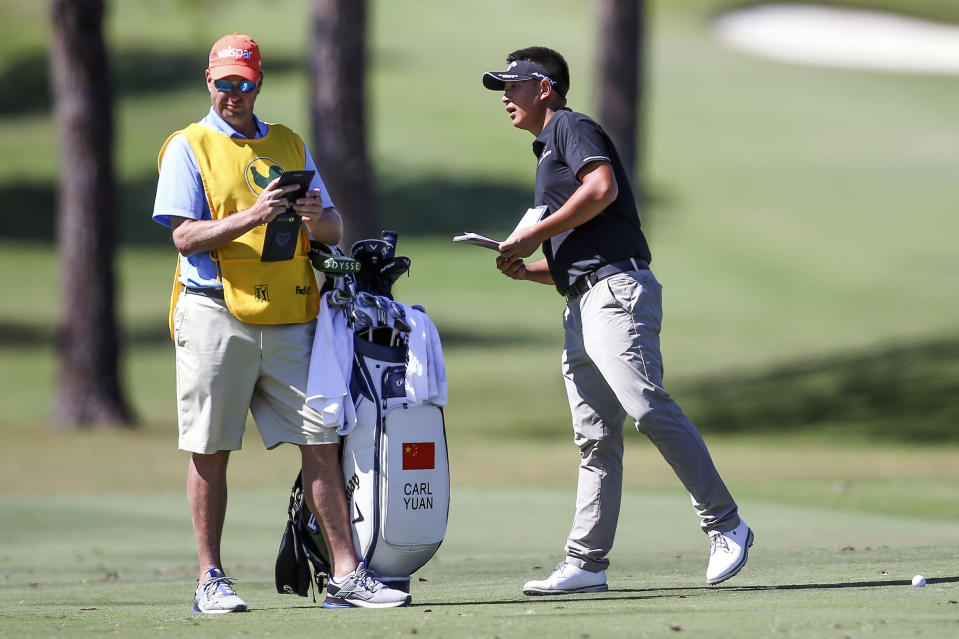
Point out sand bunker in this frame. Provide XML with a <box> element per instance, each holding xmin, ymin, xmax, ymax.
<box><xmin>714</xmin><ymin>3</ymin><xmax>959</xmax><ymax>74</ymax></box>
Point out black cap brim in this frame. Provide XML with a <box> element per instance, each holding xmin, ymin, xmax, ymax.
<box><xmin>482</xmin><ymin>70</ymin><xmax>534</xmax><ymax>91</ymax></box>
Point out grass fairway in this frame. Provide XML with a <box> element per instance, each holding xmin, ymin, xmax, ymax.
<box><xmin>2</xmin><ymin>432</ymin><xmax>958</xmax><ymax>638</ymax></box>
<box><xmin>2</xmin><ymin>474</ymin><xmax>958</xmax><ymax>638</ymax></box>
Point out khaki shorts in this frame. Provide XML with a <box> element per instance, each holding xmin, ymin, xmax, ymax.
<box><xmin>173</xmin><ymin>291</ymin><xmax>338</xmax><ymax>454</ymax></box>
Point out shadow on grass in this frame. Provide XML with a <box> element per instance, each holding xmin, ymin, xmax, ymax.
<box><xmin>0</xmin><ymin>45</ymin><xmax>644</xmax><ymax>243</ymax></box>
<box><xmin>5</xmin><ymin>320</ymin><xmax>958</xmax><ymax>443</ymax></box>
<box><xmin>386</xmin><ymin>577</ymin><xmax>959</xmax><ymax>608</ymax></box>
<box><xmin>617</xmin><ymin>575</ymin><xmax>959</xmax><ymax>593</ymax></box>
<box><xmin>377</xmin><ymin>176</ymin><xmax>666</xmax><ymax>238</ymax></box>
<box><xmin>2</xmin><ymin>47</ymin><xmax>539</xmax><ymax>244</ymax></box>
<box><xmin>418</xmin><ymin>576</ymin><xmax>959</xmax><ymax>607</ymax></box>
<box><xmin>0</xmin><ymin>322</ymin><xmax>173</xmax><ymax>350</ymax></box>
<box><xmin>676</xmin><ymin>335</ymin><xmax>959</xmax><ymax>442</ymax></box>
<box><xmin>0</xmin><ymin>175</ymin><xmax>532</xmax><ymax>246</ymax></box>
<box><xmin>379</xmin><ymin>176</ymin><xmax>531</xmax><ymax>238</ymax></box>
<box><xmin>0</xmin><ymin>307</ymin><xmax>559</xmax><ymax>350</ymax></box>
<box><xmin>427</xmin><ymin>325</ymin><xmax>557</xmax><ymax>349</ymax></box>
<box><xmin>3</xmin><ymin>47</ymin><xmax>670</xmax><ymax>242</ymax></box>
<box><xmin>0</xmin><ymin>320</ymin><xmax>557</xmax><ymax>351</ymax></box>
<box><xmin>0</xmin><ymin>49</ymin><xmax>303</xmax><ymax>117</ymax></box>
<box><xmin>0</xmin><ymin>175</ymin><xmax>666</xmax><ymax>247</ymax></box>
<box><xmin>733</xmin><ymin>575</ymin><xmax>959</xmax><ymax>590</ymax></box>
<box><xmin>0</xmin><ymin>175</ymin><xmax>170</xmax><ymax>246</ymax></box>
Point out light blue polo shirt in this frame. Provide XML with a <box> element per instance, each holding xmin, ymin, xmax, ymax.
<box><xmin>153</xmin><ymin>107</ymin><xmax>333</xmax><ymax>289</ymax></box>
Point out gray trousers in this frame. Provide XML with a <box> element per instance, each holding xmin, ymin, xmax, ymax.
<box><xmin>561</xmin><ymin>269</ymin><xmax>740</xmax><ymax>572</ymax></box>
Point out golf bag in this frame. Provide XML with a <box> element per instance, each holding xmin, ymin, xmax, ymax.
<box><xmin>275</xmin><ymin>231</ymin><xmax>449</xmax><ymax>596</ymax></box>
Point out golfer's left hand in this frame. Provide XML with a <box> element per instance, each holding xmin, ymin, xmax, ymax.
<box><xmin>498</xmin><ymin>227</ymin><xmax>539</xmax><ymax>261</ymax></box>
<box><xmin>496</xmin><ymin>254</ymin><xmax>527</xmax><ymax>280</ymax></box>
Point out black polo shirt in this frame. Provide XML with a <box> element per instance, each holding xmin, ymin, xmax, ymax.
<box><xmin>533</xmin><ymin>108</ymin><xmax>652</xmax><ymax>295</ymax></box>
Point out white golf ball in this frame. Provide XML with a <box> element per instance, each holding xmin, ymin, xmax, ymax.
<box><xmin>911</xmin><ymin>574</ymin><xmax>926</xmax><ymax>587</ymax></box>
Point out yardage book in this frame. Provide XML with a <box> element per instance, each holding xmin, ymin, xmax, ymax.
<box><xmin>452</xmin><ymin>205</ymin><xmax>547</xmax><ymax>250</ymax></box>
<box><xmin>451</xmin><ymin>232</ymin><xmax>500</xmax><ymax>250</ymax></box>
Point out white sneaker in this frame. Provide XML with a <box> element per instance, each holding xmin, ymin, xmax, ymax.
<box><xmin>193</xmin><ymin>568</ymin><xmax>248</xmax><ymax>613</ymax></box>
<box><xmin>523</xmin><ymin>561</ymin><xmax>608</xmax><ymax>595</ymax></box>
<box><xmin>706</xmin><ymin>520</ymin><xmax>754</xmax><ymax>585</ymax></box>
<box><xmin>323</xmin><ymin>567</ymin><xmax>412</xmax><ymax>609</ymax></box>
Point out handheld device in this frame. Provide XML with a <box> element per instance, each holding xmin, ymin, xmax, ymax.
<box><xmin>275</xmin><ymin>169</ymin><xmax>315</xmax><ymax>205</ymax></box>
<box><xmin>261</xmin><ymin>170</ymin><xmax>316</xmax><ymax>262</ymax></box>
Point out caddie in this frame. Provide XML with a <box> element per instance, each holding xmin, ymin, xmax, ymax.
<box><xmin>153</xmin><ymin>32</ymin><xmax>410</xmax><ymax>612</ymax></box>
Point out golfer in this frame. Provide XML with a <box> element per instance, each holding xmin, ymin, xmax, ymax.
<box><xmin>482</xmin><ymin>46</ymin><xmax>753</xmax><ymax>594</ymax></box>
<box><xmin>153</xmin><ymin>33</ymin><xmax>409</xmax><ymax>612</ymax></box>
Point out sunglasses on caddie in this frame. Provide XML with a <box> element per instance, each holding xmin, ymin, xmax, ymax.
<box><xmin>213</xmin><ymin>78</ymin><xmax>258</xmax><ymax>93</ymax></box>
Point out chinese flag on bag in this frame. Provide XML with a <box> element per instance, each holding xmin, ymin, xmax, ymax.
<box><xmin>402</xmin><ymin>442</ymin><xmax>435</xmax><ymax>470</ymax></box>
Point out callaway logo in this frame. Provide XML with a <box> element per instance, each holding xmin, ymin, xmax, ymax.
<box><xmin>538</xmin><ymin>148</ymin><xmax>553</xmax><ymax>165</ymax></box>
<box><xmin>345</xmin><ymin>472</ymin><xmax>364</xmax><ymax>523</ymax></box>
<box><xmin>505</xmin><ymin>60</ymin><xmax>548</xmax><ymax>82</ymax></box>
<box><xmin>497</xmin><ymin>60</ymin><xmax>523</xmax><ymax>80</ymax></box>
<box><xmin>215</xmin><ymin>46</ymin><xmax>253</xmax><ymax>61</ymax></box>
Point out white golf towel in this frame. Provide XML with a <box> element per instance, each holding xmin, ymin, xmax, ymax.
<box><xmin>305</xmin><ymin>292</ymin><xmax>356</xmax><ymax>435</ymax></box>
<box><xmin>401</xmin><ymin>304</ymin><xmax>448</xmax><ymax>407</ymax></box>
<box><xmin>305</xmin><ymin>295</ymin><xmax>448</xmax><ymax>436</ymax></box>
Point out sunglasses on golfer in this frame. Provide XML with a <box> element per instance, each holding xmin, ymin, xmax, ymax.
<box><xmin>213</xmin><ymin>78</ymin><xmax>259</xmax><ymax>93</ymax></box>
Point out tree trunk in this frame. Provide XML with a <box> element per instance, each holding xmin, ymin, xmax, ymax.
<box><xmin>598</xmin><ymin>0</ymin><xmax>645</xmax><ymax>198</ymax></box>
<box><xmin>50</xmin><ymin>0</ymin><xmax>135</xmax><ymax>428</ymax></box>
<box><xmin>309</xmin><ymin>0</ymin><xmax>378</xmax><ymax>250</ymax></box>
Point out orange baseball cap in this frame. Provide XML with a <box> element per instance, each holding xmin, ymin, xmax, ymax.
<box><xmin>208</xmin><ymin>33</ymin><xmax>262</xmax><ymax>82</ymax></box>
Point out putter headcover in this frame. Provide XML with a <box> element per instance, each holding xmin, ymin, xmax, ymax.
<box><xmin>308</xmin><ymin>242</ymin><xmax>361</xmax><ymax>276</ymax></box>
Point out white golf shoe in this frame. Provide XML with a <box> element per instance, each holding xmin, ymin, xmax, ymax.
<box><xmin>323</xmin><ymin>567</ymin><xmax>412</xmax><ymax>609</ymax></box>
<box><xmin>523</xmin><ymin>561</ymin><xmax>608</xmax><ymax>595</ymax></box>
<box><xmin>706</xmin><ymin>520</ymin><xmax>754</xmax><ymax>585</ymax></box>
<box><xmin>192</xmin><ymin>568</ymin><xmax>248</xmax><ymax>613</ymax></box>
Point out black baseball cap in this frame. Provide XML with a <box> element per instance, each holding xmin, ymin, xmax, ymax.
<box><xmin>482</xmin><ymin>59</ymin><xmax>568</xmax><ymax>98</ymax></box>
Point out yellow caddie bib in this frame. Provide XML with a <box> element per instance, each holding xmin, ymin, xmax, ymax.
<box><xmin>157</xmin><ymin>122</ymin><xmax>320</xmax><ymax>337</ymax></box>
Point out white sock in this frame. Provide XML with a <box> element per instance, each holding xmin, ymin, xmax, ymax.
<box><xmin>329</xmin><ymin>569</ymin><xmax>356</xmax><ymax>585</ymax></box>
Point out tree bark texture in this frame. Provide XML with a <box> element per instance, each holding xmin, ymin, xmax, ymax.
<box><xmin>598</xmin><ymin>0</ymin><xmax>645</xmax><ymax>197</ymax></box>
<box><xmin>309</xmin><ymin>0</ymin><xmax>379</xmax><ymax>250</ymax></box>
<box><xmin>50</xmin><ymin>0</ymin><xmax>134</xmax><ymax>427</ymax></box>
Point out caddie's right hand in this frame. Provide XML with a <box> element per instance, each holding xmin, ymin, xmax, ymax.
<box><xmin>249</xmin><ymin>177</ymin><xmax>301</xmax><ymax>224</ymax></box>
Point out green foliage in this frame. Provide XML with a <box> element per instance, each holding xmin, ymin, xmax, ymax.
<box><xmin>2</xmin><ymin>0</ymin><xmax>959</xmax><ymax>441</ymax></box>
<box><xmin>676</xmin><ymin>335</ymin><xmax>959</xmax><ymax>441</ymax></box>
